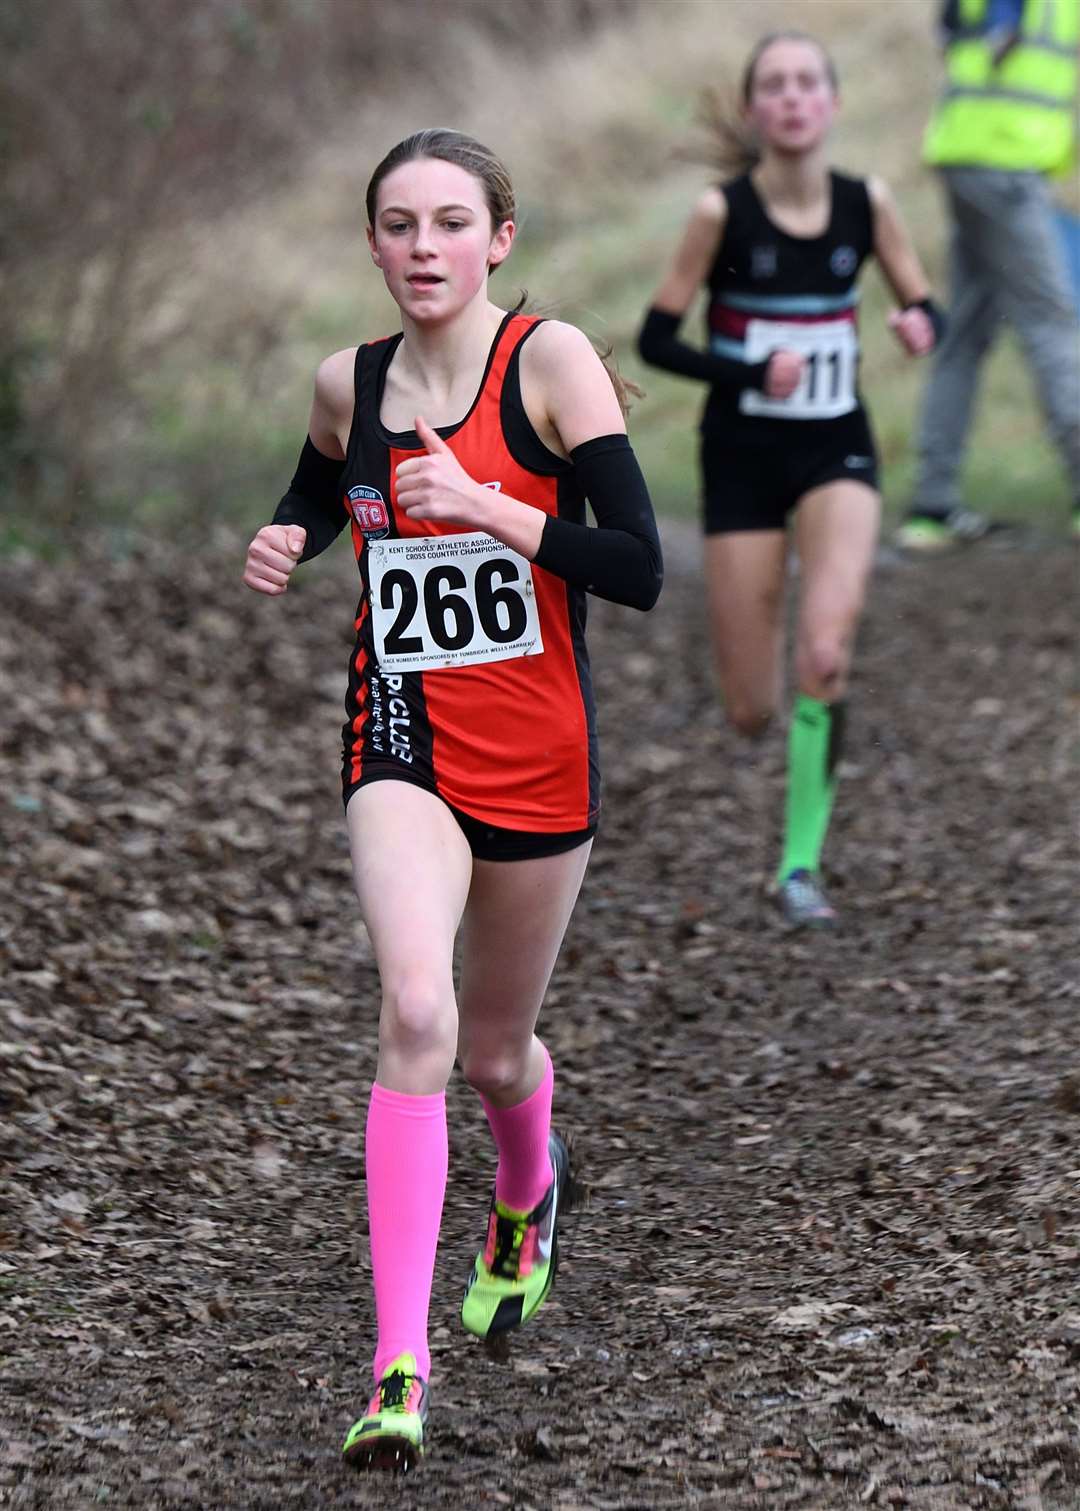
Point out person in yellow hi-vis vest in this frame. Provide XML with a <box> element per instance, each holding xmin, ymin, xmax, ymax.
<box><xmin>899</xmin><ymin>0</ymin><xmax>1080</xmax><ymax>548</ymax></box>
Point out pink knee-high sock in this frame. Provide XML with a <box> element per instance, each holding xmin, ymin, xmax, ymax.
<box><xmin>365</xmin><ymin>1082</ymin><xmax>447</xmax><ymax>1384</ymax></box>
<box><xmin>479</xmin><ymin>1046</ymin><xmax>554</xmax><ymax>1213</ymax></box>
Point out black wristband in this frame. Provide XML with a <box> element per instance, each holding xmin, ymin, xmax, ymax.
<box><xmin>905</xmin><ymin>297</ymin><xmax>947</xmax><ymax>345</ymax></box>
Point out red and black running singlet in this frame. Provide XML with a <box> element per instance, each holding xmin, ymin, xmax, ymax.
<box><xmin>338</xmin><ymin>312</ymin><xmax>599</xmax><ymax>832</ymax></box>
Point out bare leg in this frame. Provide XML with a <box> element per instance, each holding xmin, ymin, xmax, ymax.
<box><xmin>347</xmin><ymin>781</ymin><xmax>473</xmax><ymax>1094</ymax></box>
<box><xmin>793</xmin><ymin>480</ymin><xmax>881</xmax><ymax>701</ymax></box>
<box><xmin>457</xmin><ymin>840</ymin><xmax>593</xmax><ymax>1107</ymax></box>
<box><xmin>703</xmin><ymin>530</ymin><xmax>788</xmax><ymax>736</ymax></box>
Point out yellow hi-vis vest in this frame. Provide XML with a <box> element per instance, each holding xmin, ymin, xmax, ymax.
<box><xmin>924</xmin><ymin>0</ymin><xmax>1078</xmax><ymax>174</ymax></box>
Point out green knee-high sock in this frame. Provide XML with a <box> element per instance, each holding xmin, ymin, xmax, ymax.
<box><xmin>778</xmin><ymin>695</ymin><xmax>846</xmax><ymax>882</ymax></box>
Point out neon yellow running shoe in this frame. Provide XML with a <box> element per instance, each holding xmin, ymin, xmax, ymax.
<box><xmin>461</xmin><ymin>1133</ymin><xmax>573</xmax><ymax>1339</ymax></box>
<box><xmin>342</xmin><ymin>1352</ymin><xmax>428</xmax><ymax>1473</ymax></box>
<box><xmin>896</xmin><ymin>509</ymin><xmax>990</xmax><ymax>552</ymax></box>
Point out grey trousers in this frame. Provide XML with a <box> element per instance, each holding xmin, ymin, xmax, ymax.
<box><xmin>912</xmin><ymin>167</ymin><xmax>1080</xmax><ymax>517</ymax></box>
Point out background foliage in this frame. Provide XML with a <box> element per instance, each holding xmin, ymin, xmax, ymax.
<box><xmin>2</xmin><ymin>0</ymin><xmax>1071</xmax><ymax>549</ymax></box>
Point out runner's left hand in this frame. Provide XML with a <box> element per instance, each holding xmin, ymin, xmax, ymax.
<box><xmin>395</xmin><ymin>417</ymin><xmax>489</xmax><ymax>526</ymax></box>
<box><xmin>887</xmin><ymin>306</ymin><xmax>935</xmax><ymax>357</ymax></box>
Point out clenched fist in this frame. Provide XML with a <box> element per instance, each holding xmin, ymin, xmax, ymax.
<box><xmin>887</xmin><ymin>306</ymin><xmax>935</xmax><ymax>358</ymax></box>
<box><xmin>764</xmin><ymin>350</ymin><xmax>806</xmax><ymax>400</ymax></box>
<box><xmin>243</xmin><ymin>524</ymin><xmax>307</xmax><ymax>595</ymax></box>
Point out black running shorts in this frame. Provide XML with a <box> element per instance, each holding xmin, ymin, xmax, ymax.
<box><xmin>346</xmin><ymin>772</ymin><xmax>596</xmax><ymax>862</ymax></box>
<box><xmin>700</xmin><ymin>408</ymin><xmax>879</xmax><ymax>535</ymax></box>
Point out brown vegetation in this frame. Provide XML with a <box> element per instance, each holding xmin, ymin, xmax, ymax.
<box><xmin>4</xmin><ymin>0</ymin><xmax>1062</xmax><ymax>539</ymax></box>
<box><xmin>1</xmin><ymin>528</ymin><xmax>1076</xmax><ymax>1504</ymax></box>
<box><xmin>2</xmin><ymin>0</ymin><xmax>639</xmax><ymax>526</ymax></box>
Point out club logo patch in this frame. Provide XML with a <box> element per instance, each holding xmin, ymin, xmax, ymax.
<box><xmin>830</xmin><ymin>244</ymin><xmax>857</xmax><ymax>277</ymax></box>
<box><xmin>348</xmin><ymin>484</ymin><xmax>390</xmax><ymax>539</ymax></box>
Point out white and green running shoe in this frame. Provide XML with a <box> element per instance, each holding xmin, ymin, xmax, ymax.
<box><xmin>897</xmin><ymin>509</ymin><xmax>990</xmax><ymax>552</ymax></box>
<box><xmin>342</xmin><ymin>1352</ymin><xmax>428</xmax><ymax>1473</ymax></box>
<box><xmin>461</xmin><ymin>1132</ymin><xmax>573</xmax><ymax>1339</ymax></box>
<box><xmin>778</xmin><ymin>869</ymin><xmax>837</xmax><ymax>930</ymax></box>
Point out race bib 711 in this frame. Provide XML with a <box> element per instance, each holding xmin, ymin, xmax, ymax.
<box><xmin>740</xmin><ymin>318</ymin><xmax>858</xmax><ymax>421</ymax></box>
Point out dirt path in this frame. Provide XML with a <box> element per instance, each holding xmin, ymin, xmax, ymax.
<box><xmin>1</xmin><ymin>530</ymin><xmax>1076</xmax><ymax>1508</ymax></box>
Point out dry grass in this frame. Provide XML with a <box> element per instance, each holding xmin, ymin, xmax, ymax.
<box><xmin>223</xmin><ymin>1</ymin><xmax>945</xmax><ymax>322</ymax></box>
<box><xmin>150</xmin><ymin>0</ymin><xmax>1070</xmax><ymax>526</ymax></box>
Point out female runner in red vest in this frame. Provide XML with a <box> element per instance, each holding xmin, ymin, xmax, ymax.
<box><xmin>243</xmin><ymin>128</ymin><xmax>661</xmax><ymax>1472</ymax></box>
<box><xmin>638</xmin><ymin>31</ymin><xmax>942</xmax><ymax>928</ymax></box>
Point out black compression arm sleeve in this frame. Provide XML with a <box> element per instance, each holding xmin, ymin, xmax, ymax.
<box><xmin>270</xmin><ymin>437</ymin><xmax>348</xmax><ymax>562</ymax></box>
<box><xmin>637</xmin><ymin>306</ymin><xmax>770</xmax><ymax>392</ymax></box>
<box><xmin>532</xmin><ymin>435</ymin><xmax>663</xmax><ymax>612</ymax></box>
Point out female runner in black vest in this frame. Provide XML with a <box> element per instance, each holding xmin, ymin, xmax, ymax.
<box><xmin>638</xmin><ymin>30</ymin><xmax>943</xmax><ymax>928</ymax></box>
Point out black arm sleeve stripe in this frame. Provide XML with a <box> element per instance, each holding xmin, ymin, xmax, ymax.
<box><xmin>532</xmin><ymin>434</ymin><xmax>663</xmax><ymax>612</ymax></box>
<box><xmin>270</xmin><ymin>437</ymin><xmax>348</xmax><ymax>563</ymax></box>
<box><xmin>636</xmin><ymin>306</ymin><xmax>770</xmax><ymax>392</ymax></box>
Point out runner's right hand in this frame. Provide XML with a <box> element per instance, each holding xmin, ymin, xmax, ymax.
<box><xmin>243</xmin><ymin>525</ymin><xmax>307</xmax><ymax>595</ymax></box>
<box><xmin>764</xmin><ymin>350</ymin><xmax>805</xmax><ymax>399</ymax></box>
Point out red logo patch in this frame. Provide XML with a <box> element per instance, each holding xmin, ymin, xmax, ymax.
<box><xmin>348</xmin><ymin>485</ymin><xmax>389</xmax><ymax>539</ymax></box>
